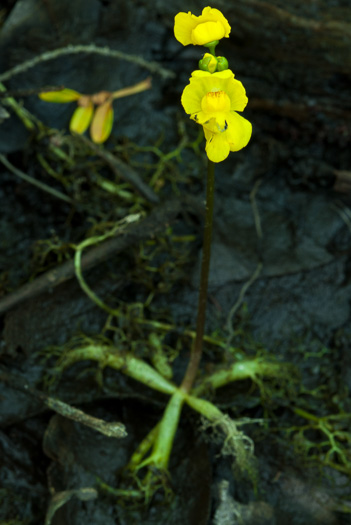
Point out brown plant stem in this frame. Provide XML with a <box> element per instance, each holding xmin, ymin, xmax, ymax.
<box><xmin>180</xmin><ymin>159</ymin><xmax>215</xmax><ymax>393</ymax></box>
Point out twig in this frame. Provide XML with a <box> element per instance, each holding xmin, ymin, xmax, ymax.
<box><xmin>225</xmin><ymin>179</ymin><xmax>264</xmax><ymax>343</ymax></box>
<box><xmin>0</xmin><ymin>195</ymin><xmax>203</xmax><ymax>315</ymax></box>
<box><xmin>0</xmin><ymin>44</ymin><xmax>175</xmax><ymax>84</ymax></box>
<box><xmin>0</xmin><ymin>365</ymin><xmax>126</xmax><ymax>438</ymax></box>
<box><xmin>0</xmin><ymin>154</ymin><xmax>73</xmax><ymax>204</ymax></box>
<box><xmin>0</xmin><ymin>85</ymin><xmax>65</xmax><ymax>98</ymax></box>
<box><xmin>225</xmin><ymin>262</ymin><xmax>263</xmax><ymax>343</ymax></box>
<box><xmin>75</xmin><ymin>134</ymin><xmax>159</xmax><ymax>204</ymax></box>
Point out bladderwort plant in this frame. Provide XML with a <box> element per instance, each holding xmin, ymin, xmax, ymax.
<box><xmin>31</xmin><ymin>6</ymin><xmax>287</xmax><ymax>501</ymax></box>
<box><xmin>58</xmin><ymin>7</ymin><xmax>283</xmax><ymax>500</ymax></box>
<box><xmin>123</xmin><ymin>5</ymin><xmax>254</xmax><ymax>495</ymax></box>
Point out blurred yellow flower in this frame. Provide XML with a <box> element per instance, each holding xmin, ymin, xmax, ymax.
<box><xmin>181</xmin><ymin>70</ymin><xmax>252</xmax><ymax>163</ymax></box>
<box><xmin>174</xmin><ymin>6</ymin><xmax>231</xmax><ymax>47</ymax></box>
<box><xmin>39</xmin><ymin>78</ymin><xmax>151</xmax><ymax>144</ymax></box>
<box><xmin>39</xmin><ymin>88</ymin><xmax>81</xmax><ymax>103</ymax></box>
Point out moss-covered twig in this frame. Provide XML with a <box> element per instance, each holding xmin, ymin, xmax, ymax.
<box><xmin>0</xmin><ymin>44</ymin><xmax>175</xmax><ymax>84</ymax></box>
<box><xmin>0</xmin><ymin>365</ymin><xmax>126</xmax><ymax>438</ymax></box>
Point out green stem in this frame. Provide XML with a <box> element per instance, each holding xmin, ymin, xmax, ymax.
<box><xmin>204</xmin><ymin>40</ymin><xmax>219</xmax><ymax>57</ymax></box>
<box><xmin>137</xmin><ymin>390</ymin><xmax>185</xmax><ymax>472</ymax></box>
<box><xmin>180</xmin><ymin>159</ymin><xmax>215</xmax><ymax>393</ymax></box>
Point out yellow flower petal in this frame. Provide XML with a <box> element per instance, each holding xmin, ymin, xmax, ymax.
<box><xmin>201</xmin><ymin>114</ymin><xmax>227</xmax><ymax>132</ymax></box>
<box><xmin>174</xmin><ymin>12</ymin><xmax>198</xmax><ymax>46</ymax></box>
<box><xmin>203</xmin><ymin>112</ymin><xmax>252</xmax><ymax>160</ymax></box>
<box><xmin>39</xmin><ymin>88</ymin><xmax>81</xmax><ymax>103</ymax></box>
<box><xmin>201</xmin><ymin>90</ymin><xmax>231</xmax><ymax>114</ymax></box>
<box><xmin>181</xmin><ymin>84</ymin><xmax>202</xmax><ymax>115</ymax></box>
<box><xmin>90</xmin><ymin>101</ymin><xmax>114</xmax><ymax>144</ymax></box>
<box><xmin>174</xmin><ymin>6</ymin><xmax>231</xmax><ymax>46</ymax></box>
<box><xmin>69</xmin><ymin>103</ymin><xmax>94</xmax><ymax>134</ymax></box>
<box><xmin>182</xmin><ymin>70</ymin><xmax>231</xmax><ymax>115</ymax></box>
<box><xmin>200</xmin><ymin>6</ymin><xmax>231</xmax><ymax>35</ymax></box>
<box><xmin>193</xmin><ymin>70</ymin><xmax>248</xmax><ymax>112</ymax></box>
<box><xmin>182</xmin><ymin>68</ymin><xmax>252</xmax><ymax>161</ymax></box>
<box><xmin>191</xmin><ymin>21</ymin><xmax>226</xmax><ymax>46</ymax></box>
<box><xmin>225</xmin><ymin>80</ymin><xmax>248</xmax><ymax>112</ymax></box>
<box><xmin>226</xmin><ymin>112</ymin><xmax>252</xmax><ymax>152</ymax></box>
<box><xmin>203</xmin><ymin>128</ymin><xmax>230</xmax><ymax>163</ymax></box>
<box><xmin>182</xmin><ymin>69</ymin><xmax>247</xmax><ymax>129</ymax></box>
<box><xmin>193</xmin><ymin>69</ymin><xmax>233</xmax><ymax>80</ymax></box>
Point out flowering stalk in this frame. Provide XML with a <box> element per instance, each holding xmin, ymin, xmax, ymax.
<box><xmin>176</xmin><ymin>6</ymin><xmax>250</xmax><ymax>392</ymax></box>
<box><xmin>175</xmin><ymin>7</ymin><xmax>252</xmax><ymax>395</ymax></box>
<box><xmin>180</xmin><ymin>159</ymin><xmax>215</xmax><ymax>393</ymax></box>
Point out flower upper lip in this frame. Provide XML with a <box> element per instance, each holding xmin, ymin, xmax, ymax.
<box><xmin>174</xmin><ymin>6</ymin><xmax>231</xmax><ymax>47</ymax></box>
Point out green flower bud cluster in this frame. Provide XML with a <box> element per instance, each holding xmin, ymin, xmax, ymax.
<box><xmin>198</xmin><ymin>53</ymin><xmax>229</xmax><ymax>73</ymax></box>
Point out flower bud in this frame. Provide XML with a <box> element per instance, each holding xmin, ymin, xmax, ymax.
<box><xmin>90</xmin><ymin>100</ymin><xmax>114</xmax><ymax>144</ymax></box>
<box><xmin>216</xmin><ymin>56</ymin><xmax>229</xmax><ymax>71</ymax></box>
<box><xmin>69</xmin><ymin>102</ymin><xmax>94</xmax><ymax>134</ymax></box>
<box><xmin>199</xmin><ymin>53</ymin><xmax>218</xmax><ymax>73</ymax></box>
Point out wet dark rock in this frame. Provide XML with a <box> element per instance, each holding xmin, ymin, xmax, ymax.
<box><xmin>0</xmin><ymin>416</ymin><xmax>48</xmax><ymax>523</ymax></box>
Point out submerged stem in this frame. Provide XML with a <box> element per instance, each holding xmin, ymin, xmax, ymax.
<box><xmin>180</xmin><ymin>159</ymin><xmax>215</xmax><ymax>393</ymax></box>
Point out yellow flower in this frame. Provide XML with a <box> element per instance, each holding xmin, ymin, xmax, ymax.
<box><xmin>181</xmin><ymin>70</ymin><xmax>252</xmax><ymax>163</ymax></box>
<box><xmin>174</xmin><ymin>6</ymin><xmax>231</xmax><ymax>47</ymax></box>
<box><xmin>39</xmin><ymin>78</ymin><xmax>151</xmax><ymax>144</ymax></box>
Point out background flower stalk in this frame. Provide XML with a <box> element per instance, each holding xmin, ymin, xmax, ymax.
<box><xmin>39</xmin><ymin>77</ymin><xmax>151</xmax><ymax>143</ymax></box>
